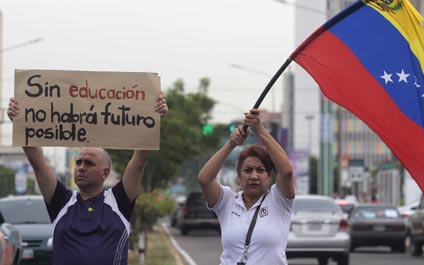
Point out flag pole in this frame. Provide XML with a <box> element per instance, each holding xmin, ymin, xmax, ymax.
<box><xmin>243</xmin><ymin>58</ymin><xmax>293</xmax><ymax>131</ymax></box>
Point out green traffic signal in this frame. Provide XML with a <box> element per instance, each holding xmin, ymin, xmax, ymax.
<box><xmin>228</xmin><ymin>125</ymin><xmax>236</xmax><ymax>132</ymax></box>
<box><xmin>202</xmin><ymin>124</ymin><xmax>214</xmax><ymax>136</ymax></box>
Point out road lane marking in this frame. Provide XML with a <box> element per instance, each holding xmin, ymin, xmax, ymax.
<box><xmin>161</xmin><ymin>222</ymin><xmax>198</xmax><ymax>265</ymax></box>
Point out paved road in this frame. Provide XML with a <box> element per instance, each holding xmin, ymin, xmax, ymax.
<box><xmin>165</xmin><ymin>223</ymin><xmax>424</xmax><ymax>265</ymax></box>
<box><xmin>165</xmin><ymin>224</ymin><xmax>221</xmax><ymax>265</ymax></box>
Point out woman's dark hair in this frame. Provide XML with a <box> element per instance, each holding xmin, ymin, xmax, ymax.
<box><xmin>236</xmin><ymin>144</ymin><xmax>274</xmax><ymax>177</ymax></box>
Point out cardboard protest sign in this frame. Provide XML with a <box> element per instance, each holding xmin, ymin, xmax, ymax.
<box><xmin>13</xmin><ymin>69</ymin><xmax>161</xmax><ymax>150</ymax></box>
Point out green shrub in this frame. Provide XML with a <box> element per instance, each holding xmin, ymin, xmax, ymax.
<box><xmin>0</xmin><ymin>166</ymin><xmax>15</xmax><ymax>197</ymax></box>
<box><xmin>132</xmin><ymin>190</ymin><xmax>176</xmax><ymax>231</ymax></box>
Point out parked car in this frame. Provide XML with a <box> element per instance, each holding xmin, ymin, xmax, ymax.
<box><xmin>335</xmin><ymin>199</ymin><xmax>357</xmax><ymax>218</ymax></box>
<box><xmin>349</xmin><ymin>204</ymin><xmax>406</xmax><ymax>252</ymax></box>
<box><xmin>176</xmin><ymin>192</ymin><xmax>220</xmax><ymax>235</ymax></box>
<box><xmin>0</xmin><ymin>211</ymin><xmax>21</xmax><ymax>265</ymax></box>
<box><xmin>286</xmin><ymin>195</ymin><xmax>350</xmax><ymax>265</ymax></box>
<box><xmin>0</xmin><ymin>195</ymin><xmax>53</xmax><ymax>265</ymax></box>
<box><xmin>398</xmin><ymin>199</ymin><xmax>420</xmax><ymax>219</ymax></box>
<box><xmin>406</xmin><ymin>193</ymin><xmax>424</xmax><ymax>256</ymax></box>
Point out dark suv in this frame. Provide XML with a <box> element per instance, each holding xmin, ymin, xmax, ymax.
<box><xmin>407</xmin><ymin>193</ymin><xmax>424</xmax><ymax>256</ymax></box>
<box><xmin>176</xmin><ymin>192</ymin><xmax>220</xmax><ymax>235</ymax></box>
<box><xmin>0</xmin><ymin>196</ymin><xmax>53</xmax><ymax>265</ymax></box>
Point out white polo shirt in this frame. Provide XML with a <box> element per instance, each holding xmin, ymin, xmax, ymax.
<box><xmin>211</xmin><ymin>184</ymin><xmax>294</xmax><ymax>265</ymax></box>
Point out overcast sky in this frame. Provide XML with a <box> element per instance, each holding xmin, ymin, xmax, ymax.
<box><xmin>1</xmin><ymin>0</ymin><xmax>295</xmax><ymax>144</ymax></box>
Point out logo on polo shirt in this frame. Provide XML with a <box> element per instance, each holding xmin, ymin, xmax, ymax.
<box><xmin>259</xmin><ymin>207</ymin><xmax>268</xmax><ymax>217</ymax></box>
<box><xmin>231</xmin><ymin>211</ymin><xmax>241</xmax><ymax>217</ymax></box>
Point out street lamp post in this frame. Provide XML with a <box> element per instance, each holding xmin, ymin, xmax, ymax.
<box><xmin>1</xmin><ymin>37</ymin><xmax>43</xmax><ymax>52</ymax></box>
<box><xmin>1</xmin><ymin>37</ymin><xmax>44</xmax><ymax>120</ymax></box>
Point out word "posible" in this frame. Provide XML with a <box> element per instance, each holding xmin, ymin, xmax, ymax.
<box><xmin>25</xmin><ymin>124</ymin><xmax>86</xmax><ymax>146</ymax></box>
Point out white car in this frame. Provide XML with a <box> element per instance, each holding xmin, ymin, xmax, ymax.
<box><xmin>398</xmin><ymin>199</ymin><xmax>420</xmax><ymax>219</ymax></box>
<box><xmin>286</xmin><ymin>195</ymin><xmax>350</xmax><ymax>265</ymax></box>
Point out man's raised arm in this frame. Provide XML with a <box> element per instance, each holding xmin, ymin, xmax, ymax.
<box><xmin>8</xmin><ymin>97</ymin><xmax>57</xmax><ymax>203</ymax></box>
<box><xmin>122</xmin><ymin>93</ymin><xmax>168</xmax><ymax>202</ymax></box>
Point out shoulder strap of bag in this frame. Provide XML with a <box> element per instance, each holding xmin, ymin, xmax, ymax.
<box><xmin>238</xmin><ymin>193</ymin><xmax>267</xmax><ymax>264</ymax></box>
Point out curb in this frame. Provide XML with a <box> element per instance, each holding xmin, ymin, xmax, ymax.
<box><xmin>161</xmin><ymin>222</ymin><xmax>198</xmax><ymax>265</ymax></box>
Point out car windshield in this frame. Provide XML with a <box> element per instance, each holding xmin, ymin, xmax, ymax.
<box><xmin>0</xmin><ymin>198</ymin><xmax>51</xmax><ymax>224</ymax></box>
<box><xmin>351</xmin><ymin>206</ymin><xmax>400</xmax><ymax>219</ymax></box>
<box><xmin>294</xmin><ymin>198</ymin><xmax>340</xmax><ymax>213</ymax></box>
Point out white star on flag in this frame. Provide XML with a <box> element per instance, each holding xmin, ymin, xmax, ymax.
<box><xmin>380</xmin><ymin>71</ymin><xmax>393</xmax><ymax>84</ymax></box>
<box><xmin>396</xmin><ymin>69</ymin><xmax>410</xmax><ymax>83</ymax></box>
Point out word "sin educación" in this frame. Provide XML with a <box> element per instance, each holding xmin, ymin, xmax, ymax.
<box><xmin>26</xmin><ymin>75</ymin><xmax>145</xmax><ymax>101</ymax></box>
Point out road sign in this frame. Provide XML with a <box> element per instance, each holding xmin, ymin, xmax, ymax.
<box><xmin>348</xmin><ymin>159</ymin><xmax>364</xmax><ymax>182</ymax></box>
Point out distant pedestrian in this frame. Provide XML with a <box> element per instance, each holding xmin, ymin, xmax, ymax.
<box><xmin>370</xmin><ymin>195</ymin><xmax>379</xmax><ymax>203</ymax></box>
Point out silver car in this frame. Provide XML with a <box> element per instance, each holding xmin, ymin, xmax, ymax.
<box><xmin>286</xmin><ymin>195</ymin><xmax>350</xmax><ymax>265</ymax></box>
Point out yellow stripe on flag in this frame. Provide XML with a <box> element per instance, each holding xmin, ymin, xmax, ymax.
<box><xmin>365</xmin><ymin>0</ymin><xmax>424</xmax><ymax>72</ymax></box>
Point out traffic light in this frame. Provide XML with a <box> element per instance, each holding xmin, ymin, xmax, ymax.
<box><xmin>202</xmin><ymin>124</ymin><xmax>214</xmax><ymax>136</ymax></box>
<box><xmin>228</xmin><ymin>125</ymin><xmax>237</xmax><ymax>133</ymax></box>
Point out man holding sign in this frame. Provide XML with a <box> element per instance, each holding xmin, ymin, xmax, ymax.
<box><xmin>7</xmin><ymin>91</ymin><xmax>168</xmax><ymax>265</ymax></box>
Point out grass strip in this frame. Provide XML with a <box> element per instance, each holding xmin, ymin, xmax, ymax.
<box><xmin>128</xmin><ymin>226</ymin><xmax>180</xmax><ymax>265</ymax></box>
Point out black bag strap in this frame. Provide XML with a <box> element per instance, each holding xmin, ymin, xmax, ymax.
<box><xmin>238</xmin><ymin>193</ymin><xmax>267</xmax><ymax>265</ymax></box>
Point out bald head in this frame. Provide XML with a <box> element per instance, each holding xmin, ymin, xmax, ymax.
<box><xmin>79</xmin><ymin>147</ymin><xmax>112</xmax><ymax>169</ymax></box>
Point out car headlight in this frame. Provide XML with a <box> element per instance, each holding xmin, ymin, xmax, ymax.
<box><xmin>47</xmin><ymin>237</ymin><xmax>53</xmax><ymax>248</ymax></box>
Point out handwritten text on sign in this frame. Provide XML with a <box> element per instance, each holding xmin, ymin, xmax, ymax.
<box><xmin>14</xmin><ymin>69</ymin><xmax>161</xmax><ymax>150</ymax></box>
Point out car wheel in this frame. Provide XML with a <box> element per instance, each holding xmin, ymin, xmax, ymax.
<box><xmin>409</xmin><ymin>238</ymin><xmax>423</xmax><ymax>256</ymax></box>
<box><xmin>396</xmin><ymin>242</ymin><xmax>406</xmax><ymax>253</ymax></box>
<box><xmin>336</xmin><ymin>254</ymin><xmax>349</xmax><ymax>265</ymax></box>
<box><xmin>318</xmin><ymin>257</ymin><xmax>328</xmax><ymax>265</ymax></box>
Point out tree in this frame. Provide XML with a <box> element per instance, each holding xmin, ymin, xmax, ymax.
<box><xmin>198</xmin><ymin>77</ymin><xmax>210</xmax><ymax>94</ymax></box>
<box><xmin>309</xmin><ymin>156</ymin><xmax>318</xmax><ymax>194</ymax></box>
<box><xmin>108</xmin><ymin>78</ymin><xmax>218</xmax><ymax>192</ymax></box>
<box><xmin>0</xmin><ymin>165</ymin><xmax>15</xmax><ymax>197</ymax></box>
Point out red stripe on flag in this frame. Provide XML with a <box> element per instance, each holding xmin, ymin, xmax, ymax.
<box><xmin>293</xmin><ymin>30</ymin><xmax>424</xmax><ymax>191</ymax></box>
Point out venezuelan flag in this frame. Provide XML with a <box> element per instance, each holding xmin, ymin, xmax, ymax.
<box><xmin>290</xmin><ymin>0</ymin><xmax>424</xmax><ymax>192</ymax></box>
